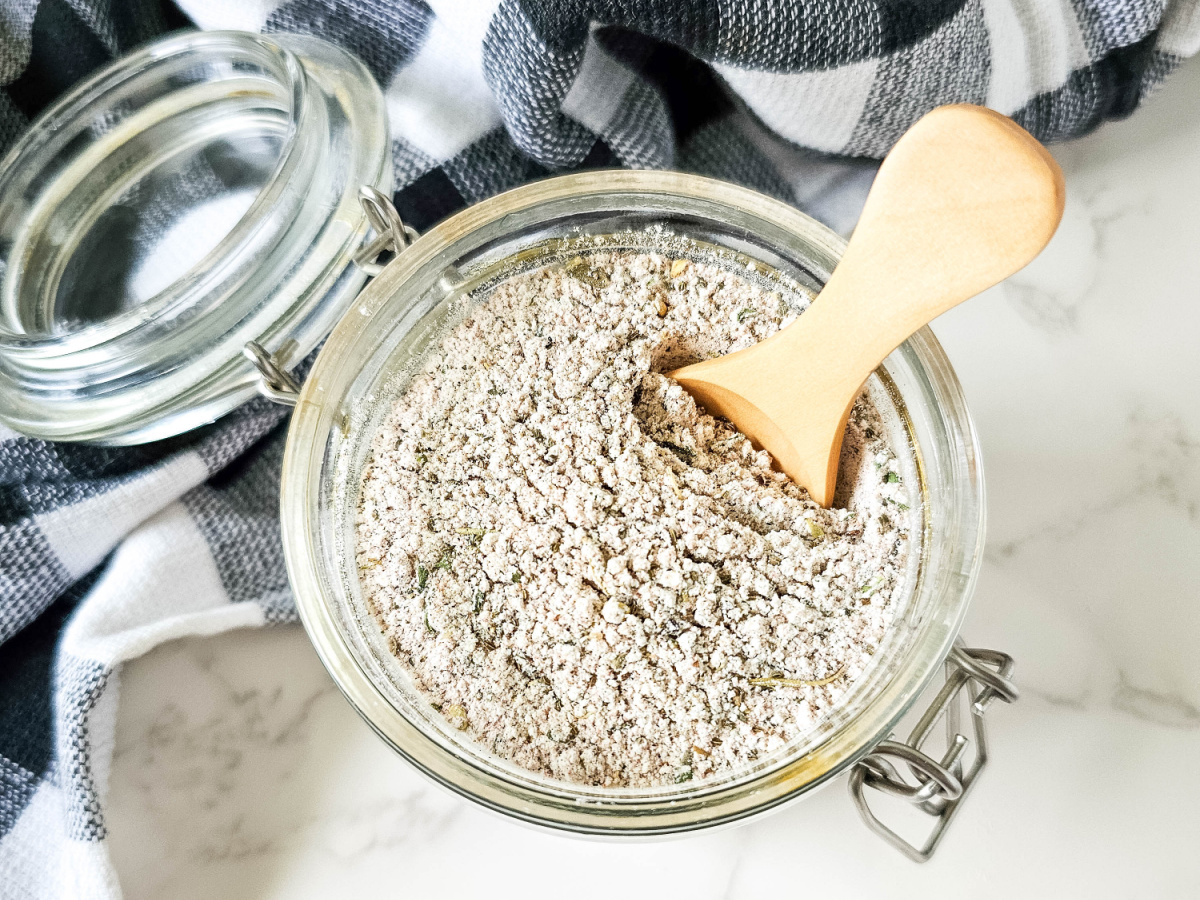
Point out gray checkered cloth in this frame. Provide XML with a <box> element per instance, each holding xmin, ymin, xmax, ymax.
<box><xmin>1</xmin><ymin>0</ymin><xmax>1197</xmax><ymax>895</ymax></box>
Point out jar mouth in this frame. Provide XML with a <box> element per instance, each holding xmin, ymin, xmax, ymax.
<box><xmin>0</xmin><ymin>31</ymin><xmax>308</xmax><ymax>349</ymax></box>
<box><xmin>281</xmin><ymin>171</ymin><xmax>987</xmax><ymax>834</ymax></box>
<box><xmin>0</xmin><ymin>30</ymin><xmax>390</xmax><ymax>444</ymax></box>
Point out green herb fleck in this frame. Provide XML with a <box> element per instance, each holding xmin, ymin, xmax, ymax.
<box><xmin>416</xmin><ymin>565</ymin><xmax>429</xmax><ymax>591</ymax></box>
<box><xmin>859</xmin><ymin>577</ymin><xmax>884</xmax><ymax>598</ymax></box>
<box><xmin>885</xmin><ymin>471</ymin><xmax>900</xmax><ymax>483</ymax></box>
<box><xmin>750</xmin><ymin>663</ymin><xmax>847</xmax><ymax>689</ymax></box>
<box><xmin>565</xmin><ymin>256</ymin><xmax>610</xmax><ymax>289</ymax></box>
<box><xmin>674</xmin><ymin>769</ymin><xmax>693</xmax><ymax>784</ymax></box>
<box><xmin>511</xmin><ymin>571</ymin><xmax>522</xmax><ymax>583</ymax></box>
<box><xmin>659</xmin><ymin>440</ymin><xmax>694</xmax><ymax>463</ymax></box>
<box><xmin>434</xmin><ymin>549</ymin><xmax>454</xmax><ymax>571</ymax></box>
<box><xmin>424</xmin><ymin>605</ymin><xmax>435</xmax><ymax>634</ymax></box>
<box><xmin>473</xmin><ymin>591</ymin><xmax>485</xmax><ymax>614</ymax></box>
<box><xmin>736</xmin><ymin>308</ymin><xmax>758</xmax><ymax>323</ymax></box>
<box><xmin>806</xmin><ymin>520</ymin><xmax>825</xmax><ymax>540</ymax></box>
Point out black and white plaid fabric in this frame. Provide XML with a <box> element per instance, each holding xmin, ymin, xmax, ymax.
<box><xmin>1</xmin><ymin>0</ymin><xmax>1196</xmax><ymax>894</ymax></box>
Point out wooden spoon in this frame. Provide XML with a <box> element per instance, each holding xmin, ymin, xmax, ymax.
<box><xmin>668</xmin><ymin>104</ymin><xmax>1065</xmax><ymax>507</ymax></box>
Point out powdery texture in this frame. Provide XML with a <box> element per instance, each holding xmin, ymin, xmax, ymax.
<box><xmin>356</xmin><ymin>250</ymin><xmax>914</xmax><ymax>787</ymax></box>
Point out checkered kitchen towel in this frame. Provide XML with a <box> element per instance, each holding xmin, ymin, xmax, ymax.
<box><xmin>2</xmin><ymin>0</ymin><xmax>1198</xmax><ymax>895</ymax></box>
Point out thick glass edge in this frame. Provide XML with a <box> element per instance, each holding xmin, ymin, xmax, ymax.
<box><xmin>280</xmin><ymin>171</ymin><xmax>986</xmax><ymax>833</ymax></box>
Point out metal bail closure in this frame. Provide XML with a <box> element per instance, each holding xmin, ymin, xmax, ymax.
<box><xmin>849</xmin><ymin>642</ymin><xmax>1018</xmax><ymax>862</ymax></box>
<box><xmin>244</xmin><ymin>339</ymin><xmax>303</xmax><ymax>407</ymax></box>
<box><xmin>353</xmin><ymin>185</ymin><xmax>420</xmax><ymax>276</ymax></box>
<box><xmin>245</xmin><ymin>187</ymin><xmax>422</xmax><ymax>409</ymax></box>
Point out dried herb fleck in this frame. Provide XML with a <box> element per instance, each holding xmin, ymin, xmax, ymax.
<box><xmin>750</xmin><ymin>663</ymin><xmax>847</xmax><ymax>689</ymax></box>
<box><xmin>565</xmin><ymin>256</ymin><xmax>610</xmax><ymax>289</ymax></box>
<box><xmin>443</xmin><ymin>704</ymin><xmax>469</xmax><ymax>730</ymax></box>
<box><xmin>659</xmin><ymin>440</ymin><xmax>695</xmax><ymax>463</ymax></box>
<box><xmin>859</xmin><ymin>576</ymin><xmax>884</xmax><ymax>598</ymax></box>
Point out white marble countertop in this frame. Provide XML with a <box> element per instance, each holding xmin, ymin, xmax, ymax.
<box><xmin>105</xmin><ymin>57</ymin><xmax>1200</xmax><ymax>899</ymax></box>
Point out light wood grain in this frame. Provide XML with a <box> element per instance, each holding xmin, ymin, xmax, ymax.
<box><xmin>669</xmin><ymin>104</ymin><xmax>1065</xmax><ymax>507</ymax></box>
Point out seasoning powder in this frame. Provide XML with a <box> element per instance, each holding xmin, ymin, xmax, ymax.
<box><xmin>356</xmin><ymin>250</ymin><xmax>914</xmax><ymax>787</ymax></box>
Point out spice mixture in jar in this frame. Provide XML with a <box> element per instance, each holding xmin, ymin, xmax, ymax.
<box><xmin>355</xmin><ymin>245</ymin><xmax>916</xmax><ymax>788</ymax></box>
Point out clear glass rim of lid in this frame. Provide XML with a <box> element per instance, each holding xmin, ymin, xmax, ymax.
<box><xmin>0</xmin><ymin>30</ymin><xmax>391</xmax><ymax>444</ymax></box>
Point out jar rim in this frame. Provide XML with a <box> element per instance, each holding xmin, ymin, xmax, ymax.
<box><xmin>280</xmin><ymin>170</ymin><xmax>987</xmax><ymax>834</ymax></box>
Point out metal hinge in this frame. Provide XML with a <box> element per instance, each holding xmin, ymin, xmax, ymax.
<box><xmin>849</xmin><ymin>642</ymin><xmax>1018</xmax><ymax>862</ymax></box>
<box><xmin>352</xmin><ymin>185</ymin><xmax>420</xmax><ymax>276</ymax></box>
<box><xmin>244</xmin><ymin>187</ymin><xmax>421</xmax><ymax>406</ymax></box>
<box><xmin>243</xmin><ymin>339</ymin><xmax>302</xmax><ymax>406</ymax></box>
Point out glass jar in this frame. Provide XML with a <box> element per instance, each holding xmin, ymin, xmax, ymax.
<box><xmin>0</xmin><ymin>32</ymin><xmax>1017</xmax><ymax>860</ymax></box>
<box><xmin>279</xmin><ymin>171</ymin><xmax>1015</xmax><ymax>852</ymax></box>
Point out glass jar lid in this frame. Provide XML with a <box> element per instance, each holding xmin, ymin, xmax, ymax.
<box><xmin>0</xmin><ymin>30</ymin><xmax>390</xmax><ymax>444</ymax></box>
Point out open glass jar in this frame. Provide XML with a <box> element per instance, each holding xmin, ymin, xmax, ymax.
<box><xmin>0</xmin><ymin>32</ymin><xmax>1017</xmax><ymax>861</ymax></box>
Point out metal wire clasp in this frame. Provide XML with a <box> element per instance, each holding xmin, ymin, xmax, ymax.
<box><xmin>243</xmin><ymin>187</ymin><xmax>421</xmax><ymax>406</ymax></box>
<box><xmin>243</xmin><ymin>339</ymin><xmax>302</xmax><ymax>407</ymax></box>
<box><xmin>352</xmin><ymin>185</ymin><xmax>420</xmax><ymax>276</ymax></box>
<box><xmin>849</xmin><ymin>642</ymin><xmax>1018</xmax><ymax>862</ymax></box>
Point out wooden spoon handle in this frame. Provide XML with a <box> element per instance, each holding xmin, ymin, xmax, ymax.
<box><xmin>789</xmin><ymin>104</ymin><xmax>1065</xmax><ymax>371</ymax></box>
<box><xmin>670</xmin><ymin>105</ymin><xmax>1064</xmax><ymax>507</ymax></box>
